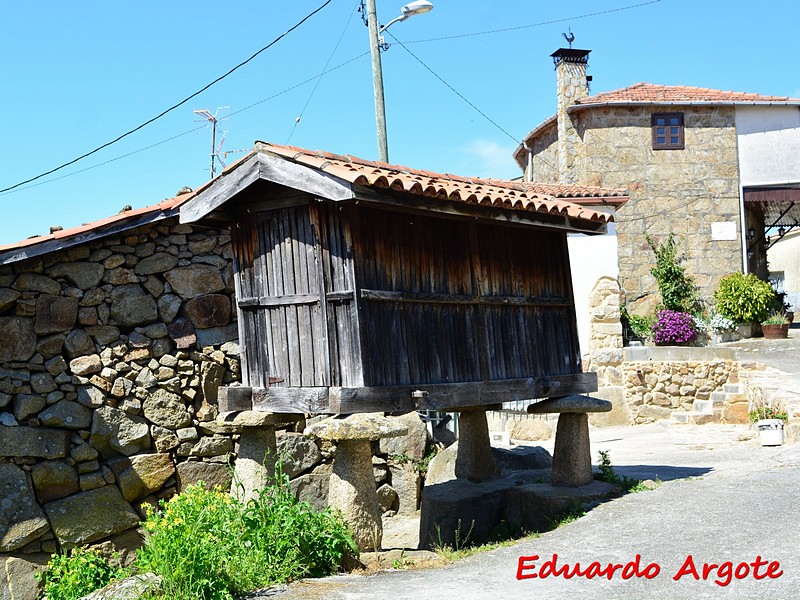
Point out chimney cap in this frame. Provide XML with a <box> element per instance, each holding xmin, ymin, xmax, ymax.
<box><xmin>551</xmin><ymin>48</ymin><xmax>591</xmax><ymax>66</ymax></box>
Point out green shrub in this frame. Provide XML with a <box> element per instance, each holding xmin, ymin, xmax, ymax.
<box><xmin>136</xmin><ymin>476</ymin><xmax>357</xmax><ymax>600</ymax></box>
<box><xmin>714</xmin><ymin>273</ymin><xmax>776</xmax><ymax>324</ymax></box>
<box><xmin>37</xmin><ymin>547</ymin><xmax>129</xmax><ymax>600</ymax></box>
<box><xmin>646</xmin><ymin>233</ymin><xmax>700</xmax><ymax>313</ymax></box>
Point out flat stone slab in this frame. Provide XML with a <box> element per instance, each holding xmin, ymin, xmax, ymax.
<box><xmin>305</xmin><ymin>413</ymin><xmax>407</xmax><ymax>441</ymax></box>
<box><xmin>527</xmin><ymin>395</ymin><xmax>612</xmax><ymax>414</ymax></box>
<box><xmin>505</xmin><ymin>480</ymin><xmax>616</xmax><ymax>533</ymax></box>
<box><xmin>419</xmin><ymin>478</ymin><xmax>514</xmax><ymax>550</ymax></box>
<box><xmin>216</xmin><ymin>410</ymin><xmax>303</xmax><ymax>430</ymax></box>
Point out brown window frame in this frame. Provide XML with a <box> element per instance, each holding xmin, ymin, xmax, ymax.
<box><xmin>651</xmin><ymin>112</ymin><xmax>684</xmax><ymax>150</ymax></box>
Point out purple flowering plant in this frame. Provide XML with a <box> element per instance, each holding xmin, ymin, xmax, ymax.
<box><xmin>651</xmin><ymin>309</ymin><xmax>697</xmax><ymax>345</ymax></box>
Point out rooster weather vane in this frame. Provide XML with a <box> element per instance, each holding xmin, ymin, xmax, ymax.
<box><xmin>563</xmin><ymin>29</ymin><xmax>575</xmax><ymax>48</ymax></box>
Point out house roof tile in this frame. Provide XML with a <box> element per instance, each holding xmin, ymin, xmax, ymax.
<box><xmin>258</xmin><ymin>142</ymin><xmax>626</xmax><ymax>224</ymax></box>
<box><xmin>574</xmin><ymin>82</ymin><xmax>800</xmax><ymax>106</ymax></box>
<box><xmin>1</xmin><ymin>142</ymin><xmax>626</xmax><ymax>264</ymax></box>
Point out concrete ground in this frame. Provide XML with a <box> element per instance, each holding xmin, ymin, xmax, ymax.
<box><xmin>260</xmin><ymin>421</ymin><xmax>800</xmax><ymax>600</ymax></box>
<box><xmin>247</xmin><ymin>332</ymin><xmax>800</xmax><ymax>599</ymax></box>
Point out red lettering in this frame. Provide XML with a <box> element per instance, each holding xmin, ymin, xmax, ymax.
<box><xmin>622</xmin><ymin>554</ymin><xmax>651</xmax><ymax>579</ymax></box>
<box><xmin>751</xmin><ymin>556</ymin><xmax>769</xmax><ymax>580</ymax></box>
<box><xmin>583</xmin><ymin>562</ymin><xmax>603</xmax><ymax>579</ymax></box>
<box><xmin>701</xmin><ymin>562</ymin><xmax>718</xmax><ymax>579</ymax></box>
<box><xmin>673</xmin><ymin>554</ymin><xmax>700</xmax><ymax>581</ymax></box>
<box><xmin>715</xmin><ymin>562</ymin><xmax>733</xmax><ymax>587</ymax></box>
<box><xmin>516</xmin><ymin>555</ymin><xmax>539</xmax><ymax>580</ymax></box>
<box><xmin>540</xmin><ymin>554</ymin><xmax>569</xmax><ymax>578</ymax></box>
<box><xmin>642</xmin><ymin>562</ymin><xmax>661</xmax><ymax>579</ymax></box>
<box><xmin>734</xmin><ymin>562</ymin><xmax>750</xmax><ymax>579</ymax></box>
<box><xmin>604</xmin><ymin>563</ymin><xmax>624</xmax><ymax>580</ymax></box>
<box><xmin>766</xmin><ymin>561</ymin><xmax>783</xmax><ymax>579</ymax></box>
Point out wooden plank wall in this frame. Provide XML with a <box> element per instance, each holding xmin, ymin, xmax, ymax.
<box><xmin>232</xmin><ymin>204</ymin><xmax>330</xmax><ymax>388</ymax></box>
<box><xmin>351</xmin><ymin>206</ymin><xmax>582</xmax><ymax>387</ymax></box>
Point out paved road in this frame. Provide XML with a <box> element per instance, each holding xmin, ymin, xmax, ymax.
<box><xmin>261</xmin><ymin>334</ymin><xmax>800</xmax><ymax>600</ymax></box>
<box><xmin>268</xmin><ymin>423</ymin><xmax>800</xmax><ymax>600</ymax></box>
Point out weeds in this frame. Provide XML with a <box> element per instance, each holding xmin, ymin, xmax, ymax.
<box><xmin>596</xmin><ymin>450</ymin><xmax>660</xmax><ymax>493</ymax></box>
<box><xmin>136</xmin><ymin>465</ymin><xmax>357</xmax><ymax>600</ymax></box>
<box><xmin>37</xmin><ymin>547</ymin><xmax>129</xmax><ymax>600</ymax></box>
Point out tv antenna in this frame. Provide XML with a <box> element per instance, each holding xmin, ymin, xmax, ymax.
<box><xmin>193</xmin><ymin>107</ymin><xmax>230</xmax><ymax>179</ymax></box>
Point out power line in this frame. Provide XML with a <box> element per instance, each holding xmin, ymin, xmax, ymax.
<box><xmin>386</xmin><ymin>31</ymin><xmax>519</xmax><ymax>145</ymax></box>
<box><xmin>1</xmin><ymin>52</ymin><xmax>371</xmax><ymax>196</ymax></box>
<box><xmin>402</xmin><ymin>0</ymin><xmax>663</xmax><ymax>45</ymax></box>
<box><xmin>286</xmin><ymin>0</ymin><xmax>361</xmax><ymax>145</ymax></box>
<box><xmin>0</xmin><ymin>0</ymin><xmax>333</xmax><ymax>195</ymax></box>
<box><xmin>387</xmin><ymin>32</ymin><xmax>583</xmax><ymax>189</ymax></box>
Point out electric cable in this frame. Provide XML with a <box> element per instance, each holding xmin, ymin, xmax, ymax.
<box><xmin>0</xmin><ymin>0</ymin><xmax>333</xmax><ymax>194</ymax></box>
<box><xmin>285</xmin><ymin>0</ymin><xmax>361</xmax><ymax>145</ymax></box>
<box><xmin>0</xmin><ymin>51</ymin><xmax>371</xmax><ymax>196</ymax></box>
<box><xmin>402</xmin><ymin>0</ymin><xmax>663</xmax><ymax>45</ymax></box>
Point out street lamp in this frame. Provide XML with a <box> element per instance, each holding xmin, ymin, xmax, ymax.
<box><xmin>366</xmin><ymin>0</ymin><xmax>433</xmax><ymax>163</ymax></box>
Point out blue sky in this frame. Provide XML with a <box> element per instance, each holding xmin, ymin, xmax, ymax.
<box><xmin>1</xmin><ymin>0</ymin><xmax>798</xmax><ymax>244</ymax></box>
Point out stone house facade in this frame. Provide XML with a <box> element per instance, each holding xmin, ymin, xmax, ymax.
<box><xmin>514</xmin><ymin>48</ymin><xmax>800</xmax><ymax>316</ymax></box>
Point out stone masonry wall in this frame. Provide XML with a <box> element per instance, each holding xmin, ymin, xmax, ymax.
<box><xmin>574</xmin><ymin>105</ymin><xmax>743</xmax><ymax>313</ymax></box>
<box><xmin>0</xmin><ymin>217</ymin><xmax>246</xmax><ymax>590</ymax></box>
<box><xmin>623</xmin><ymin>360</ymin><xmax>739</xmax><ymax>424</ymax></box>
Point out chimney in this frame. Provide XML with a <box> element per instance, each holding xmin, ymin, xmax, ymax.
<box><xmin>551</xmin><ymin>48</ymin><xmax>591</xmax><ymax>183</ymax></box>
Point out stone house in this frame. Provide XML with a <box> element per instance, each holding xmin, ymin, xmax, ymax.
<box><xmin>513</xmin><ymin>47</ymin><xmax>800</xmax><ymax>318</ymax></box>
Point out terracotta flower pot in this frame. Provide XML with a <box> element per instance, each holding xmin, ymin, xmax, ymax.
<box><xmin>762</xmin><ymin>324</ymin><xmax>789</xmax><ymax>339</ymax></box>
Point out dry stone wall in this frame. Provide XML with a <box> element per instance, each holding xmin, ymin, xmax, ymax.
<box><xmin>623</xmin><ymin>360</ymin><xmax>739</xmax><ymax>423</ymax></box>
<box><xmin>0</xmin><ymin>217</ymin><xmax>246</xmax><ymax>580</ymax></box>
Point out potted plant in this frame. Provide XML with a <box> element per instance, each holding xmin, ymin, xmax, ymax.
<box><xmin>761</xmin><ymin>313</ymin><xmax>789</xmax><ymax>339</ymax></box>
<box><xmin>708</xmin><ymin>312</ymin><xmax>738</xmax><ymax>345</ymax></box>
<box><xmin>749</xmin><ymin>401</ymin><xmax>788</xmax><ymax>446</ymax></box>
<box><xmin>650</xmin><ymin>309</ymin><xmax>697</xmax><ymax>346</ymax></box>
<box><xmin>714</xmin><ymin>273</ymin><xmax>776</xmax><ymax>337</ymax></box>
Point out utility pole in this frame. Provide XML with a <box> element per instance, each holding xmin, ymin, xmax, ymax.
<box><xmin>366</xmin><ymin>0</ymin><xmax>389</xmax><ymax>163</ymax></box>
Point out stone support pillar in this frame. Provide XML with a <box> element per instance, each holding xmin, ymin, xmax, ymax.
<box><xmin>454</xmin><ymin>409</ymin><xmax>496</xmax><ymax>482</ymax></box>
<box><xmin>305</xmin><ymin>413</ymin><xmax>406</xmax><ymax>551</ymax></box>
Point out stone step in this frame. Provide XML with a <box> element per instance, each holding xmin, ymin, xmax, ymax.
<box><xmin>672</xmin><ymin>412</ymin><xmax>690</xmax><ymax>424</ymax></box>
<box><xmin>711</xmin><ymin>391</ymin><xmax>728</xmax><ymax>403</ymax></box>
<box><xmin>671</xmin><ymin>410</ymin><xmax>722</xmax><ymax>425</ymax></box>
<box><xmin>724</xmin><ymin>383</ymin><xmax>744</xmax><ymax>394</ymax></box>
<box><xmin>725</xmin><ymin>393</ymin><xmax>747</xmax><ymax>404</ymax></box>
<box><xmin>692</xmin><ymin>399</ymin><xmax>714</xmax><ymax>415</ymax></box>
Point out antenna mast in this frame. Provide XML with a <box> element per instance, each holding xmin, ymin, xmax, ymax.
<box><xmin>193</xmin><ymin>108</ymin><xmax>227</xmax><ymax>178</ymax></box>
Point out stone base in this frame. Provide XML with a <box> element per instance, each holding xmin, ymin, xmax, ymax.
<box><xmin>505</xmin><ymin>480</ymin><xmax>616</xmax><ymax>533</ymax></box>
<box><xmin>419</xmin><ymin>477</ymin><xmax>616</xmax><ymax>550</ymax></box>
<box><xmin>418</xmin><ymin>478</ymin><xmax>513</xmax><ymax>550</ymax></box>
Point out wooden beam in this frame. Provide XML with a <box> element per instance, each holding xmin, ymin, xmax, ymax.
<box><xmin>251</xmin><ymin>387</ymin><xmax>331</xmax><ymax>414</ymax></box>
<box><xmin>180</xmin><ymin>154</ymin><xmax>261</xmax><ymax>223</ymax></box>
<box><xmin>258</xmin><ymin>153</ymin><xmax>355</xmax><ymax>202</ymax></box>
<box><xmin>218</xmin><ymin>386</ymin><xmax>254</xmax><ymax>413</ymax></box>
<box><xmin>330</xmin><ymin>374</ymin><xmax>598</xmax><ymax>413</ymax></box>
<box><xmin>233</xmin><ymin>374</ymin><xmax>597</xmax><ymax>415</ymax></box>
<box><xmin>359</xmin><ymin>289</ymin><xmax>573</xmax><ymax>308</ymax></box>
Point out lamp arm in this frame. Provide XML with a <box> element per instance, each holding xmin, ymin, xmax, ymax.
<box><xmin>380</xmin><ymin>14</ymin><xmax>408</xmax><ymax>33</ymax></box>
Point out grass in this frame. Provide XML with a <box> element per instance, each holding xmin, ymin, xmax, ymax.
<box><xmin>596</xmin><ymin>450</ymin><xmax>661</xmax><ymax>493</ymax></box>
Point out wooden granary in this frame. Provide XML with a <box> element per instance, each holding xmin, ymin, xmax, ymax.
<box><xmin>180</xmin><ymin>142</ymin><xmax>627</xmax><ymax>415</ymax></box>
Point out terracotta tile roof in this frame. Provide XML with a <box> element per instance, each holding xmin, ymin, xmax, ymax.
<box><xmin>258</xmin><ymin>142</ymin><xmax>625</xmax><ymax>224</ymax></box>
<box><xmin>1</xmin><ymin>142</ymin><xmax>624</xmax><ymax>263</ymax></box>
<box><xmin>574</xmin><ymin>82</ymin><xmax>800</xmax><ymax>106</ymax></box>
<box><xmin>514</xmin><ymin>83</ymin><xmax>800</xmax><ymax>168</ymax></box>
<box><xmin>0</xmin><ymin>151</ymin><xmax>256</xmax><ymax>261</ymax></box>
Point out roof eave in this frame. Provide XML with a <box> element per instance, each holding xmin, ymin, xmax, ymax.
<box><xmin>567</xmin><ymin>100</ymin><xmax>800</xmax><ymax>113</ymax></box>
